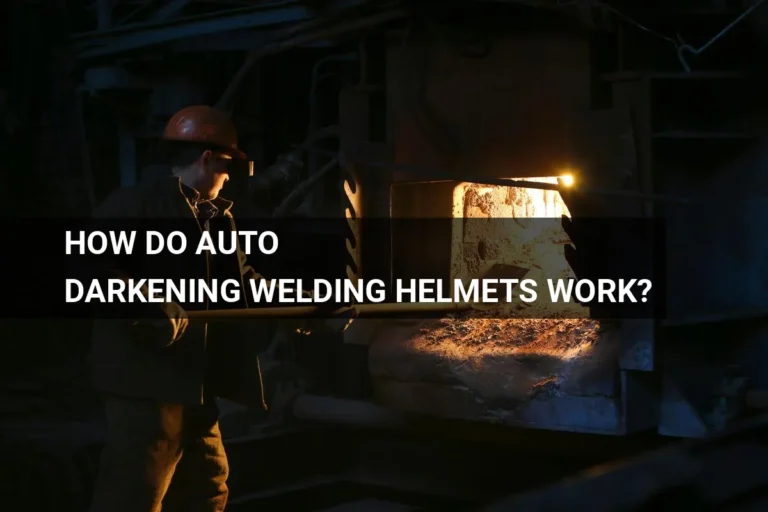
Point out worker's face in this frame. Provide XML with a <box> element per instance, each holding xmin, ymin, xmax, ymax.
<box><xmin>199</xmin><ymin>150</ymin><xmax>231</xmax><ymax>200</ymax></box>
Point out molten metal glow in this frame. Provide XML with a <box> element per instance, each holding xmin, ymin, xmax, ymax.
<box><xmin>560</xmin><ymin>174</ymin><xmax>574</xmax><ymax>187</ymax></box>
<box><xmin>367</xmin><ymin>176</ymin><xmax>606</xmax><ymax>420</ymax></box>
<box><xmin>441</xmin><ymin>178</ymin><xmax>595</xmax><ymax>359</ymax></box>
<box><xmin>368</xmin><ymin>176</ymin><xmax>605</xmax><ymax>420</ymax></box>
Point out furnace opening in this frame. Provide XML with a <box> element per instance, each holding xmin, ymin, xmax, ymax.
<box><xmin>450</xmin><ymin>178</ymin><xmax>588</xmax><ymax>318</ymax></box>
<box><xmin>410</xmin><ymin>178</ymin><xmax>600</xmax><ymax>362</ymax></box>
<box><xmin>369</xmin><ymin>178</ymin><xmax>616</xmax><ymax>430</ymax></box>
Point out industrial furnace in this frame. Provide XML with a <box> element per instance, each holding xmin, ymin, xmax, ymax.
<box><xmin>341</xmin><ymin>170</ymin><xmax>652</xmax><ymax>435</ymax></box>
<box><xmin>8</xmin><ymin>1</ymin><xmax>768</xmax><ymax>510</ymax></box>
<box><xmin>331</xmin><ymin>26</ymin><xmax>659</xmax><ymax>437</ymax></box>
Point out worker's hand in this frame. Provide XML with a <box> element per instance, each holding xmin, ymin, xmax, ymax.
<box><xmin>133</xmin><ymin>301</ymin><xmax>189</xmax><ymax>347</ymax></box>
<box><xmin>161</xmin><ymin>301</ymin><xmax>189</xmax><ymax>343</ymax></box>
<box><xmin>294</xmin><ymin>307</ymin><xmax>357</xmax><ymax>336</ymax></box>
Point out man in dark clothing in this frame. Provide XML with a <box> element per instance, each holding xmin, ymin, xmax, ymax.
<box><xmin>88</xmin><ymin>105</ymin><xmax>279</xmax><ymax>512</ymax></box>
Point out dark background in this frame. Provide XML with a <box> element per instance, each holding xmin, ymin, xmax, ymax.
<box><xmin>3</xmin><ymin>1</ymin><xmax>768</xmax><ymax>510</ymax></box>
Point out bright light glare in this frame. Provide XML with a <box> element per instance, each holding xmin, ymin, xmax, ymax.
<box><xmin>560</xmin><ymin>174</ymin><xmax>575</xmax><ymax>187</ymax></box>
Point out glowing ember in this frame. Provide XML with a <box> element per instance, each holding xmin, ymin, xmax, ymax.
<box><xmin>369</xmin><ymin>313</ymin><xmax>607</xmax><ymax>409</ymax></box>
<box><xmin>412</xmin><ymin>313</ymin><xmax>600</xmax><ymax>360</ymax></box>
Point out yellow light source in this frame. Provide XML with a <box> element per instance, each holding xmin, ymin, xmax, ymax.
<box><xmin>560</xmin><ymin>174</ymin><xmax>575</xmax><ymax>187</ymax></box>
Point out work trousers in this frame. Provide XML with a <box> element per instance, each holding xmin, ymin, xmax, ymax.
<box><xmin>89</xmin><ymin>394</ymin><xmax>229</xmax><ymax>512</ymax></box>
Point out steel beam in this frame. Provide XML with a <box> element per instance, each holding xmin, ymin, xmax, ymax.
<box><xmin>72</xmin><ymin>0</ymin><xmax>369</xmax><ymax>59</ymax></box>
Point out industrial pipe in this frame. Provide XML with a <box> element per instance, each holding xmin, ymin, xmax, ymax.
<box><xmin>217</xmin><ymin>7</ymin><xmax>409</xmax><ymax>110</ymax></box>
<box><xmin>249</xmin><ymin>126</ymin><xmax>339</xmax><ymax>204</ymax></box>
<box><xmin>308</xmin><ymin>53</ymin><xmax>358</xmax><ymax>136</ymax></box>
<box><xmin>273</xmin><ymin>157</ymin><xmax>339</xmax><ymax>217</ymax></box>
<box><xmin>185</xmin><ymin>301</ymin><xmax>473</xmax><ymax>320</ymax></box>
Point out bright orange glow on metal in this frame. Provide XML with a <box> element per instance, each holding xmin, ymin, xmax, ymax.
<box><xmin>560</xmin><ymin>174</ymin><xmax>574</xmax><ymax>187</ymax></box>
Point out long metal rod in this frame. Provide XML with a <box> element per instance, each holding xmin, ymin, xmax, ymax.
<box><xmin>362</xmin><ymin>156</ymin><xmax>692</xmax><ymax>203</ymax></box>
<box><xmin>187</xmin><ymin>298</ymin><xmax>768</xmax><ymax>326</ymax></box>
<box><xmin>312</xmin><ymin>149</ymin><xmax>692</xmax><ymax>204</ymax></box>
<box><xmin>186</xmin><ymin>301</ymin><xmax>472</xmax><ymax>320</ymax></box>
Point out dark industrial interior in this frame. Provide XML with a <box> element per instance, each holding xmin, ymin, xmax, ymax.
<box><xmin>4</xmin><ymin>0</ymin><xmax>768</xmax><ymax>510</ymax></box>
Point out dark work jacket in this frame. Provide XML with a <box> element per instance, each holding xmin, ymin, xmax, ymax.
<box><xmin>89</xmin><ymin>175</ymin><xmax>268</xmax><ymax>408</ymax></box>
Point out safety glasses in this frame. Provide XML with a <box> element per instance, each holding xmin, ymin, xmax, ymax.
<box><xmin>216</xmin><ymin>153</ymin><xmax>254</xmax><ymax>177</ymax></box>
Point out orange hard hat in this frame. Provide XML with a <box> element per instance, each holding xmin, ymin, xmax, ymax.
<box><xmin>162</xmin><ymin>105</ymin><xmax>246</xmax><ymax>160</ymax></box>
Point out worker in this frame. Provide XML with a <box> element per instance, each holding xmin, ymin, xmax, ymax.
<box><xmin>87</xmin><ymin>105</ymin><xmax>347</xmax><ymax>512</ymax></box>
